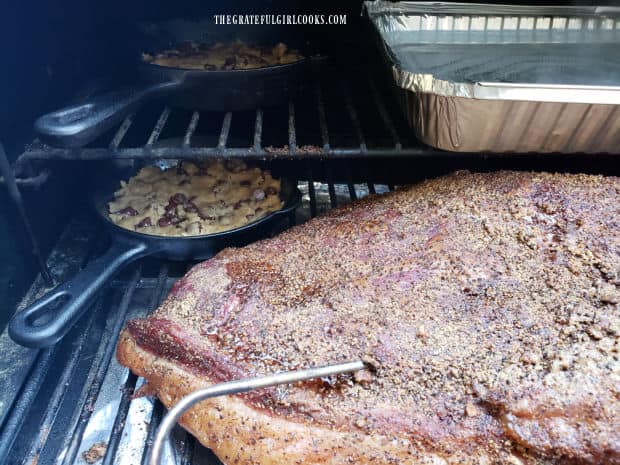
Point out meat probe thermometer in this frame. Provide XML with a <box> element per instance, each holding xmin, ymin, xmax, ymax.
<box><xmin>149</xmin><ymin>360</ymin><xmax>366</xmax><ymax>465</ymax></box>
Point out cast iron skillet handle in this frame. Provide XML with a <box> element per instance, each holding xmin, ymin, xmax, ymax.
<box><xmin>34</xmin><ymin>81</ymin><xmax>178</xmax><ymax>148</ymax></box>
<box><xmin>9</xmin><ymin>238</ymin><xmax>151</xmax><ymax>348</ymax></box>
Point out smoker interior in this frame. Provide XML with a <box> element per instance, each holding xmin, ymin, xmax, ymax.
<box><xmin>1</xmin><ymin>2</ymin><xmax>619</xmax><ymax>465</ymax></box>
<box><xmin>2</xmin><ymin>75</ymin><xmax>618</xmax><ymax>465</ymax></box>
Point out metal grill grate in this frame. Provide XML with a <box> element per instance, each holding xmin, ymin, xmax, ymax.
<box><xmin>16</xmin><ymin>74</ymin><xmax>450</xmax><ymax>164</ymax></box>
<box><xmin>0</xmin><ymin>177</ymin><xmax>390</xmax><ymax>465</ymax></box>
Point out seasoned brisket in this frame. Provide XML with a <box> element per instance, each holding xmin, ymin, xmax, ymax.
<box><xmin>118</xmin><ymin>171</ymin><xmax>620</xmax><ymax>465</ymax></box>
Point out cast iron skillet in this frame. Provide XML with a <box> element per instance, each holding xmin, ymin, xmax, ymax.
<box><xmin>34</xmin><ymin>21</ymin><xmax>325</xmax><ymax>148</ymax></box>
<box><xmin>9</xmin><ymin>172</ymin><xmax>301</xmax><ymax>348</ymax></box>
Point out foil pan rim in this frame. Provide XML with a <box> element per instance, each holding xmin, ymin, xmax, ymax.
<box><xmin>393</xmin><ymin>66</ymin><xmax>620</xmax><ymax>105</ymax></box>
<box><xmin>365</xmin><ymin>1</ymin><xmax>620</xmax><ymax>18</ymax></box>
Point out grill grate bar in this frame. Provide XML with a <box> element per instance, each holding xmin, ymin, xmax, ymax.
<box><xmin>180</xmin><ymin>435</ymin><xmax>195</xmax><ymax>465</ymax></box>
<box><xmin>315</xmin><ymin>83</ymin><xmax>330</xmax><ymax>150</ymax></box>
<box><xmin>328</xmin><ymin>185</ymin><xmax>337</xmax><ymax>208</ymax></box>
<box><xmin>288</xmin><ymin>101</ymin><xmax>297</xmax><ymax>156</ymax></box>
<box><xmin>342</xmin><ymin>81</ymin><xmax>367</xmax><ymax>153</ymax></box>
<box><xmin>0</xmin><ymin>349</ymin><xmax>53</xmax><ymax>462</ymax></box>
<box><xmin>308</xmin><ymin>181</ymin><xmax>317</xmax><ymax>217</ymax></box>
<box><xmin>103</xmin><ymin>265</ymin><xmax>169</xmax><ymax>465</ymax></box>
<box><xmin>347</xmin><ymin>183</ymin><xmax>357</xmax><ymax>201</ymax></box>
<box><xmin>253</xmin><ymin>108</ymin><xmax>263</xmax><ymax>153</ymax></box>
<box><xmin>217</xmin><ymin>112</ymin><xmax>233</xmax><ymax>150</ymax></box>
<box><xmin>146</xmin><ymin>107</ymin><xmax>171</xmax><ymax>147</ymax></box>
<box><xmin>110</xmin><ymin>114</ymin><xmax>136</xmax><ymax>150</ymax></box>
<box><xmin>21</xmin><ymin>145</ymin><xmax>449</xmax><ymax>160</ymax></box>
<box><xmin>139</xmin><ymin>401</ymin><xmax>164</xmax><ymax>465</ymax></box>
<box><xmin>345</xmin><ymin>163</ymin><xmax>357</xmax><ymax>201</ymax></box>
<box><xmin>183</xmin><ymin>112</ymin><xmax>200</xmax><ymax>148</ymax></box>
<box><xmin>368</xmin><ymin>77</ymin><xmax>402</xmax><ymax>150</ymax></box>
<box><xmin>326</xmin><ymin>165</ymin><xmax>337</xmax><ymax>208</ymax></box>
<box><xmin>306</xmin><ymin>162</ymin><xmax>317</xmax><ymax>218</ymax></box>
<box><xmin>60</xmin><ymin>267</ymin><xmax>142</xmax><ymax>465</ymax></box>
<box><xmin>21</xmin><ymin>298</ymin><xmax>105</xmax><ymax>465</ymax></box>
<box><xmin>100</xmin><ymin>372</ymin><xmax>139</xmax><ymax>465</ymax></box>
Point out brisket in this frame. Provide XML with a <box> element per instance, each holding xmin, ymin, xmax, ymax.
<box><xmin>118</xmin><ymin>170</ymin><xmax>620</xmax><ymax>465</ymax></box>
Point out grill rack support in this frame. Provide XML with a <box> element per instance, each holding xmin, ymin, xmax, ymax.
<box><xmin>0</xmin><ymin>142</ymin><xmax>53</xmax><ymax>285</ymax></box>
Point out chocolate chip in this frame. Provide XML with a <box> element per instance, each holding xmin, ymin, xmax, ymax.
<box><xmin>223</xmin><ymin>56</ymin><xmax>237</xmax><ymax>69</ymax></box>
<box><xmin>158</xmin><ymin>215</ymin><xmax>185</xmax><ymax>227</ymax></box>
<box><xmin>265</xmin><ymin>186</ymin><xmax>277</xmax><ymax>196</ymax></box>
<box><xmin>184</xmin><ymin>201</ymin><xmax>199</xmax><ymax>213</ymax></box>
<box><xmin>135</xmin><ymin>217</ymin><xmax>152</xmax><ymax>229</ymax></box>
<box><xmin>157</xmin><ymin>216</ymin><xmax>173</xmax><ymax>227</ymax></box>
<box><xmin>170</xmin><ymin>193</ymin><xmax>187</xmax><ymax>205</ymax></box>
<box><xmin>113</xmin><ymin>206</ymin><xmax>139</xmax><ymax>216</ymax></box>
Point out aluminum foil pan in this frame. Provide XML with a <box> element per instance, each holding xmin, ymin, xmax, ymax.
<box><xmin>365</xmin><ymin>1</ymin><xmax>620</xmax><ymax>153</ymax></box>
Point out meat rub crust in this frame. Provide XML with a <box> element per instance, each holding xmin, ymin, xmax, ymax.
<box><xmin>118</xmin><ymin>331</ymin><xmax>525</xmax><ymax>465</ymax></box>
